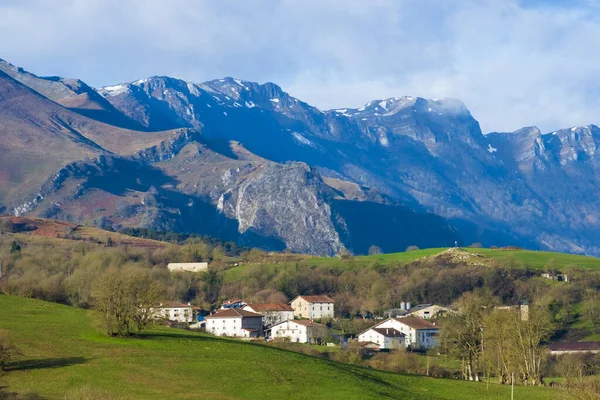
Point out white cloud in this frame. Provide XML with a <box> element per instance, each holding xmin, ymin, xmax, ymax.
<box><xmin>1</xmin><ymin>0</ymin><xmax>600</xmax><ymax>132</ymax></box>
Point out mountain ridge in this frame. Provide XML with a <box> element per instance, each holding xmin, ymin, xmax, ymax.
<box><xmin>1</xmin><ymin>58</ymin><xmax>599</xmax><ymax>255</ymax></box>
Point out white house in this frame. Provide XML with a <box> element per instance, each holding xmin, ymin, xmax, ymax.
<box><xmin>375</xmin><ymin>317</ymin><xmax>439</xmax><ymax>349</ymax></box>
<box><xmin>358</xmin><ymin>327</ymin><xmax>405</xmax><ymax>350</ymax></box>
<box><xmin>290</xmin><ymin>295</ymin><xmax>335</xmax><ymax>320</ymax></box>
<box><xmin>406</xmin><ymin>304</ymin><xmax>454</xmax><ymax>319</ymax></box>
<box><xmin>242</xmin><ymin>303</ymin><xmax>294</xmax><ymax>326</ymax></box>
<box><xmin>270</xmin><ymin>320</ymin><xmax>327</xmax><ymax>344</ymax></box>
<box><xmin>167</xmin><ymin>263</ymin><xmax>208</xmax><ymax>272</ymax></box>
<box><xmin>153</xmin><ymin>302</ymin><xmax>194</xmax><ymax>323</ymax></box>
<box><xmin>205</xmin><ymin>308</ymin><xmax>264</xmax><ymax>338</ymax></box>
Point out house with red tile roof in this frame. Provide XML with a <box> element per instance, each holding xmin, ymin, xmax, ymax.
<box><xmin>372</xmin><ymin>316</ymin><xmax>439</xmax><ymax>349</ymax></box>
<box><xmin>358</xmin><ymin>327</ymin><xmax>405</xmax><ymax>350</ymax></box>
<box><xmin>205</xmin><ymin>308</ymin><xmax>264</xmax><ymax>338</ymax></box>
<box><xmin>153</xmin><ymin>302</ymin><xmax>195</xmax><ymax>323</ymax></box>
<box><xmin>269</xmin><ymin>319</ymin><xmax>327</xmax><ymax>344</ymax></box>
<box><xmin>242</xmin><ymin>303</ymin><xmax>294</xmax><ymax>326</ymax></box>
<box><xmin>290</xmin><ymin>295</ymin><xmax>335</xmax><ymax>320</ymax></box>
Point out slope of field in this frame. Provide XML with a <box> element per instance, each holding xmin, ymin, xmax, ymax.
<box><xmin>1</xmin><ymin>216</ymin><xmax>168</xmax><ymax>250</ymax></box>
<box><xmin>0</xmin><ymin>295</ymin><xmax>559</xmax><ymax>400</ymax></box>
<box><xmin>224</xmin><ymin>247</ymin><xmax>600</xmax><ymax>281</ymax></box>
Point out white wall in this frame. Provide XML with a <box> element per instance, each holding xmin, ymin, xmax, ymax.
<box><xmin>207</xmin><ymin>317</ymin><xmax>243</xmax><ymax>337</ymax></box>
<box><xmin>167</xmin><ymin>263</ymin><xmax>208</xmax><ymax>272</ymax></box>
<box><xmin>271</xmin><ymin>321</ymin><xmax>326</xmax><ymax>344</ymax></box>
<box><xmin>156</xmin><ymin>307</ymin><xmax>194</xmax><ymax>323</ymax></box>
<box><xmin>358</xmin><ymin>329</ymin><xmax>404</xmax><ymax>350</ymax></box>
<box><xmin>206</xmin><ymin>316</ymin><xmax>263</xmax><ymax>337</ymax></box>
<box><xmin>242</xmin><ymin>307</ymin><xmax>293</xmax><ymax>326</ymax></box>
<box><xmin>376</xmin><ymin>319</ymin><xmax>438</xmax><ymax>349</ymax></box>
<box><xmin>291</xmin><ymin>299</ymin><xmax>334</xmax><ymax>320</ymax></box>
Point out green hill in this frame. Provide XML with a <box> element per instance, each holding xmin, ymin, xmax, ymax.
<box><xmin>224</xmin><ymin>247</ymin><xmax>600</xmax><ymax>282</ymax></box>
<box><xmin>0</xmin><ymin>295</ymin><xmax>560</xmax><ymax>400</ymax></box>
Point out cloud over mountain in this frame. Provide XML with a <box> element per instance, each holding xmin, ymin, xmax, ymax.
<box><xmin>2</xmin><ymin>0</ymin><xmax>600</xmax><ymax>133</ymax></box>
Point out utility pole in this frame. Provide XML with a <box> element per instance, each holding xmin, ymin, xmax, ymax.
<box><xmin>426</xmin><ymin>355</ymin><xmax>430</xmax><ymax>376</ymax></box>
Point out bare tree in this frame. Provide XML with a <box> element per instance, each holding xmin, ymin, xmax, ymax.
<box><xmin>92</xmin><ymin>267</ymin><xmax>164</xmax><ymax>336</ymax></box>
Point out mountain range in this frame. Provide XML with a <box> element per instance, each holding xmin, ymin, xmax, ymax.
<box><xmin>1</xmin><ymin>58</ymin><xmax>598</xmax><ymax>256</ymax></box>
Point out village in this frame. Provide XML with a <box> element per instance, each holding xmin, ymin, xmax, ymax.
<box><xmin>154</xmin><ymin>294</ymin><xmax>445</xmax><ymax>352</ymax></box>
<box><xmin>160</xmin><ymin>262</ymin><xmax>600</xmax><ymax>359</ymax></box>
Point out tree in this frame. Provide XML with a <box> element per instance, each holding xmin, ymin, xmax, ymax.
<box><xmin>92</xmin><ymin>267</ymin><xmax>165</xmax><ymax>336</ymax></box>
<box><xmin>581</xmin><ymin>290</ymin><xmax>600</xmax><ymax>327</ymax></box>
<box><xmin>202</xmin><ymin>268</ymin><xmax>222</xmax><ymax>305</ymax></box>
<box><xmin>440</xmin><ymin>292</ymin><xmax>491</xmax><ymax>381</ymax></box>
<box><xmin>368</xmin><ymin>245</ymin><xmax>383</xmax><ymax>256</ymax></box>
<box><xmin>0</xmin><ymin>330</ymin><xmax>16</xmax><ymax>371</ymax></box>
<box><xmin>483</xmin><ymin>309</ymin><xmax>518</xmax><ymax>384</ymax></box>
<box><xmin>510</xmin><ymin>305</ymin><xmax>553</xmax><ymax>385</ymax></box>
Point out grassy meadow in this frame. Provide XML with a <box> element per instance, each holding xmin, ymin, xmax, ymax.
<box><xmin>0</xmin><ymin>295</ymin><xmax>563</xmax><ymax>400</ymax></box>
<box><xmin>224</xmin><ymin>247</ymin><xmax>600</xmax><ymax>282</ymax></box>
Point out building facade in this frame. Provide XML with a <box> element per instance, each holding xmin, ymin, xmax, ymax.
<box><xmin>406</xmin><ymin>304</ymin><xmax>454</xmax><ymax>319</ymax></box>
<box><xmin>242</xmin><ymin>304</ymin><xmax>294</xmax><ymax>326</ymax></box>
<box><xmin>358</xmin><ymin>327</ymin><xmax>405</xmax><ymax>350</ymax></box>
<box><xmin>375</xmin><ymin>317</ymin><xmax>439</xmax><ymax>349</ymax></box>
<box><xmin>154</xmin><ymin>302</ymin><xmax>194</xmax><ymax>323</ymax></box>
<box><xmin>290</xmin><ymin>295</ymin><xmax>335</xmax><ymax>320</ymax></box>
<box><xmin>205</xmin><ymin>308</ymin><xmax>264</xmax><ymax>338</ymax></box>
<box><xmin>270</xmin><ymin>320</ymin><xmax>327</xmax><ymax>344</ymax></box>
<box><xmin>167</xmin><ymin>263</ymin><xmax>208</xmax><ymax>272</ymax></box>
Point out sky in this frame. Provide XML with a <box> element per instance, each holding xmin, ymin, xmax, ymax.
<box><xmin>1</xmin><ymin>0</ymin><xmax>600</xmax><ymax>133</ymax></box>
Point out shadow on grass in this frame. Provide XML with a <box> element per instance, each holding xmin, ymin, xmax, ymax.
<box><xmin>6</xmin><ymin>357</ymin><xmax>88</xmax><ymax>371</ymax></box>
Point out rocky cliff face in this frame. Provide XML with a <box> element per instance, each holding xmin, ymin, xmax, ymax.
<box><xmin>2</xmin><ymin>58</ymin><xmax>600</xmax><ymax>255</ymax></box>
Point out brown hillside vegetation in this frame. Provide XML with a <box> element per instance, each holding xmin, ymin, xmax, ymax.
<box><xmin>0</xmin><ymin>216</ymin><xmax>167</xmax><ymax>249</ymax></box>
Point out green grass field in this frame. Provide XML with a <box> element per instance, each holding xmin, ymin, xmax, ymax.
<box><xmin>0</xmin><ymin>295</ymin><xmax>561</xmax><ymax>400</ymax></box>
<box><xmin>224</xmin><ymin>247</ymin><xmax>600</xmax><ymax>282</ymax></box>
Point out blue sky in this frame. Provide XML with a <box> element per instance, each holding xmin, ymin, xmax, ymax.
<box><xmin>1</xmin><ymin>0</ymin><xmax>599</xmax><ymax>133</ymax></box>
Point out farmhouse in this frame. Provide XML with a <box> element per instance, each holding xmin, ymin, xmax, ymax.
<box><xmin>242</xmin><ymin>303</ymin><xmax>294</xmax><ymax>326</ymax></box>
<box><xmin>205</xmin><ymin>308</ymin><xmax>264</xmax><ymax>338</ymax></box>
<box><xmin>290</xmin><ymin>295</ymin><xmax>335</xmax><ymax>320</ymax></box>
<box><xmin>269</xmin><ymin>319</ymin><xmax>327</xmax><ymax>344</ymax></box>
<box><xmin>550</xmin><ymin>342</ymin><xmax>600</xmax><ymax>355</ymax></box>
<box><xmin>375</xmin><ymin>317</ymin><xmax>439</xmax><ymax>349</ymax></box>
<box><xmin>406</xmin><ymin>304</ymin><xmax>454</xmax><ymax>319</ymax></box>
<box><xmin>153</xmin><ymin>302</ymin><xmax>195</xmax><ymax>323</ymax></box>
<box><xmin>358</xmin><ymin>327</ymin><xmax>405</xmax><ymax>350</ymax></box>
<box><xmin>167</xmin><ymin>262</ymin><xmax>208</xmax><ymax>272</ymax></box>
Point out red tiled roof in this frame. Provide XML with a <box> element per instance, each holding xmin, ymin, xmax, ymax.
<box><xmin>550</xmin><ymin>342</ymin><xmax>600</xmax><ymax>352</ymax></box>
<box><xmin>246</xmin><ymin>303</ymin><xmax>294</xmax><ymax>312</ymax></box>
<box><xmin>394</xmin><ymin>316</ymin><xmax>438</xmax><ymax>330</ymax></box>
<box><xmin>206</xmin><ymin>308</ymin><xmax>263</xmax><ymax>319</ymax></box>
<box><xmin>294</xmin><ymin>295</ymin><xmax>334</xmax><ymax>303</ymax></box>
